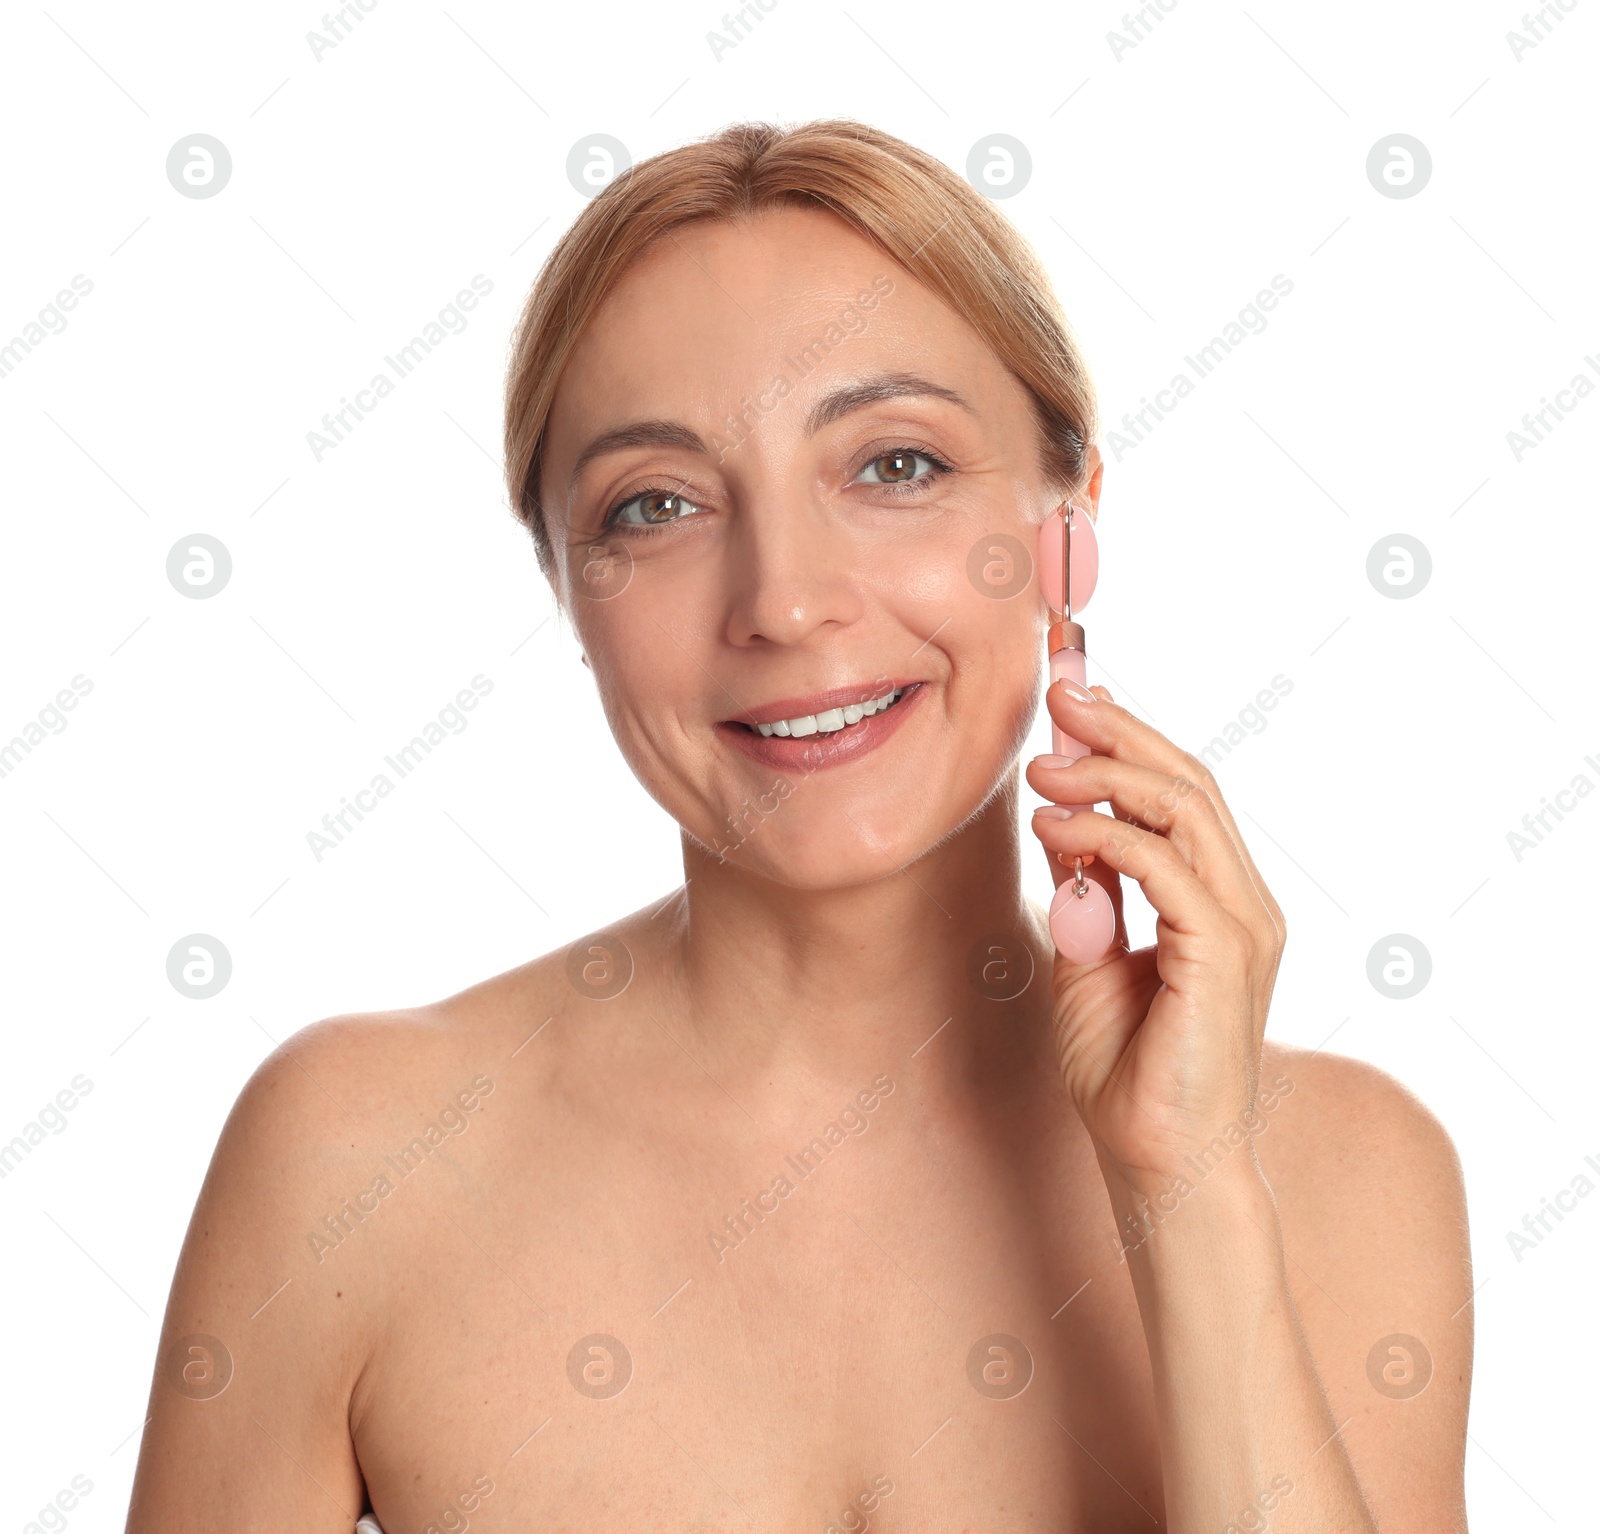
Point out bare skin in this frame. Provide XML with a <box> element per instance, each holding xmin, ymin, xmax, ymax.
<box><xmin>128</xmin><ymin>206</ymin><xmax>1471</xmax><ymax>1532</ymax></box>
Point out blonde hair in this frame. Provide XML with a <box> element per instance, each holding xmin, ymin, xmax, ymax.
<box><xmin>504</xmin><ymin>118</ymin><xmax>1098</xmax><ymax>578</ymax></box>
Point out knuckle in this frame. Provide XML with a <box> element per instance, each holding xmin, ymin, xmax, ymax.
<box><xmin>1178</xmin><ymin>753</ymin><xmax>1220</xmax><ymax>794</ymax></box>
<box><xmin>1218</xmin><ymin>915</ymin><xmax>1255</xmax><ymax>967</ymax></box>
<box><xmin>1163</xmin><ymin>775</ymin><xmax>1202</xmax><ymax>817</ymax></box>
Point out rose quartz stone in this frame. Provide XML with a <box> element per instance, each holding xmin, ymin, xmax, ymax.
<box><xmin>1049</xmin><ymin>875</ymin><xmax>1117</xmax><ymax>964</ymax></box>
<box><xmin>1038</xmin><ymin>505</ymin><xmax>1099</xmax><ymax>616</ymax></box>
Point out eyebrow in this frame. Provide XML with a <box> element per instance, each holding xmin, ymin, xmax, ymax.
<box><xmin>566</xmin><ymin>373</ymin><xmax>976</xmax><ymax>492</ymax></box>
<box><xmin>802</xmin><ymin>372</ymin><xmax>976</xmax><ymax>436</ymax></box>
<box><xmin>567</xmin><ymin>419</ymin><xmax>707</xmax><ymax>494</ymax></box>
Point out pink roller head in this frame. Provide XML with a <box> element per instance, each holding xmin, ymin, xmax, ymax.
<box><xmin>1038</xmin><ymin>504</ymin><xmax>1098</xmax><ymax>617</ymax></box>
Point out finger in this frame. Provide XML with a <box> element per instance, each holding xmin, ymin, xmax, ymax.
<box><xmin>1025</xmin><ymin>753</ymin><xmax>1262</xmax><ymax>931</ymax></box>
<box><xmin>1044</xmin><ymin>681</ymin><xmax>1284</xmax><ymax>941</ymax></box>
<box><xmin>1030</xmin><ymin>806</ymin><xmax>1239</xmax><ymax>950</ymax></box>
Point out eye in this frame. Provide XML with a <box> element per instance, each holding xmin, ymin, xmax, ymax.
<box><xmin>853</xmin><ymin>448</ymin><xmax>949</xmax><ymax>491</ymax></box>
<box><xmin>605</xmin><ymin>487</ymin><xmax>704</xmax><ymax>530</ymax></box>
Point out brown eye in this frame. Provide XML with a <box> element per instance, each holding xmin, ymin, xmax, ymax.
<box><xmin>610</xmin><ymin>489</ymin><xmax>703</xmax><ymax>527</ymax></box>
<box><xmin>853</xmin><ymin>448</ymin><xmax>942</xmax><ymax>488</ymax></box>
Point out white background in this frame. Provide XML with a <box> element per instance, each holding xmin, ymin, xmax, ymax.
<box><xmin>2</xmin><ymin>0</ymin><xmax>1595</xmax><ymax>1525</ymax></box>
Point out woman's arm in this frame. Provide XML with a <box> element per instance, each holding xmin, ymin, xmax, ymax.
<box><xmin>127</xmin><ymin>1021</ymin><xmax>380</xmax><ymax>1530</ymax></box>
<box><xmin>1028</xmin><ymin>681</ymin><xmax>1471</xmax><ymax>1533</ymax></box>
<box><xmin>1103</xmin><ymin>1065</ymin><xmax>1471</xmax><ymax>1533</ymax></box>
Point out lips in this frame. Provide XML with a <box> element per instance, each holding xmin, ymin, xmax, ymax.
<box><xmin>717</xmin><ymin>680</ymin><xmax>926</xmax><ymax>772</ymax></box>
<box><xmin>726</xmin><ymin>679</ymin><xmax>926</xmax><ymax>731</ymax></box>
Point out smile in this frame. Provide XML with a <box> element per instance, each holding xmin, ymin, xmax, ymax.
<box><xmin>751</xmin><ymin>686</ymin><xmax>907</xmax><ymax>739</ymax></box>
<box><xmin>717</xmin><ymin>681</ymin><xmax>926</xmax><ymax>772</ymax></box>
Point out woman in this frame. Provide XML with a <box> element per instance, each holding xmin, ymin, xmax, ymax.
<box><xmin>128</xmin><ymin>120</ymin><xmax>1471</xmax><ymax>1532</ymax></box>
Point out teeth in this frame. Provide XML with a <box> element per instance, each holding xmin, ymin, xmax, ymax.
<box><xmin>755</xmin><ymin>688</ymin><xmax>904</xmax><ymax>738</ymax></box>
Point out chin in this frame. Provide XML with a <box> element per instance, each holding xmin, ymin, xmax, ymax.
<box><xmin>712</xmin><ymin>825</ymin><xmax>923</xmax><ymax>892</ymax></box>
<box><xmin>698</xmin><ymin>752</ymin><xmax>1006</xmax><ymax>891</ymax></box>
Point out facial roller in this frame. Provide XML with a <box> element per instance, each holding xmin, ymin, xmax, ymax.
<box><xmin>1039</xmin><ymin>504</ymin><xmax>1117</xmax><ymax>965</ymax></box>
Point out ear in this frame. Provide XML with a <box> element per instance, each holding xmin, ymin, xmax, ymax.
<box><xmin>1081</xmin><ymin>444</ymin><xmax>1104</xmax><ymax>523</ymax></box>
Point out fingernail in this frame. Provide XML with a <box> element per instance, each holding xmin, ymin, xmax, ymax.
<box><xmin>1056</xmin><ymin>677</ymin><xmax>1096</xmax><ymax>703</ymax></box>
<box><xmin>1033</xmin><ymin>805</ymin><xmax>1075</xmax><ymax>820</ymax></box>
<box><xmin>1031</xmin><ymin>753</ymin><xmax>1079</xmax><ymax>769</ymax></box>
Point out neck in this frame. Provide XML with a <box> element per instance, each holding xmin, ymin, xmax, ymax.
<box><xmin>656</xmin><ymin>770</ymin><xmax>1051</xmax><ymax>1100</ymax></box>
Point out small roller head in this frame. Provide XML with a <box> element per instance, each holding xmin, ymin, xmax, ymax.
<box><xmin>1038</xmin><ymin>503</ymin><xmax>1099</xmax><ymax>618</ymax></box>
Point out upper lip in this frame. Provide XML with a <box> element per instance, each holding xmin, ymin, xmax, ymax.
<box><xmin>724</xmin><ymin>679</ymin><xmax>923</xmax><ymax>728</ymax></box>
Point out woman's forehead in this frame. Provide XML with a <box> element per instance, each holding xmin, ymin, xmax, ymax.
<box><xmin>544</xmin><ymin>210</ymin><xmax>1009</xmax><ymax>459</ymax></box>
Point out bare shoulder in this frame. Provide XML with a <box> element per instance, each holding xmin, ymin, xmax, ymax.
<box><xmin>240</xmin><ymin>924</ymin><xmax>609</xmax><ymax>1127</ymax></box>
<box><xmin>128</xmin><ymin>941</ymin><xmax>591</xmax><ymax>1527</ymax></box>
<box><xmin>1253</xmin><ymin>1041</ymin><xmax>1471</xmax><ymax>1532</ymax></box>
<box><xmin>1254</xmin><ymin>1041</ymin><xmax>1469</xmax><ymax>1244</ymax></box>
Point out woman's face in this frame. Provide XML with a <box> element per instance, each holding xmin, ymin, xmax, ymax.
<box><xmin>540</xmin><ymin>203</ymin><xmax>1091</xmax><ymax>890</ymax></box>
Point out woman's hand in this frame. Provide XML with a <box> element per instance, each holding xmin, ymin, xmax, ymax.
<box><xmin>1024</xmin><ymin>676</ymin><xmax>1288</xmax><ymax>1198</ymax></box>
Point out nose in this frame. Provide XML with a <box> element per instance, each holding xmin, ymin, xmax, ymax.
<box><xmin>722</xmin><ymin>484</ymin><xmax>867</xmax><ymax>649</ymax></box>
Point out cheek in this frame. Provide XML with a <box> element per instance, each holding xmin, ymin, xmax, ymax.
<box><xmin>877</xmin><ymin>509</ymin><xmax>1044</xmax><ymax>628</ymax></box>
<box><xmin>885</xmin><ymin>531</ymin><xmax>1043</xmax><ymax>687</ymax></box>
<box><xmin>580</xmin><ymin>602</ymin><xmax>698</xmax><ymax>767</ymax></box>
